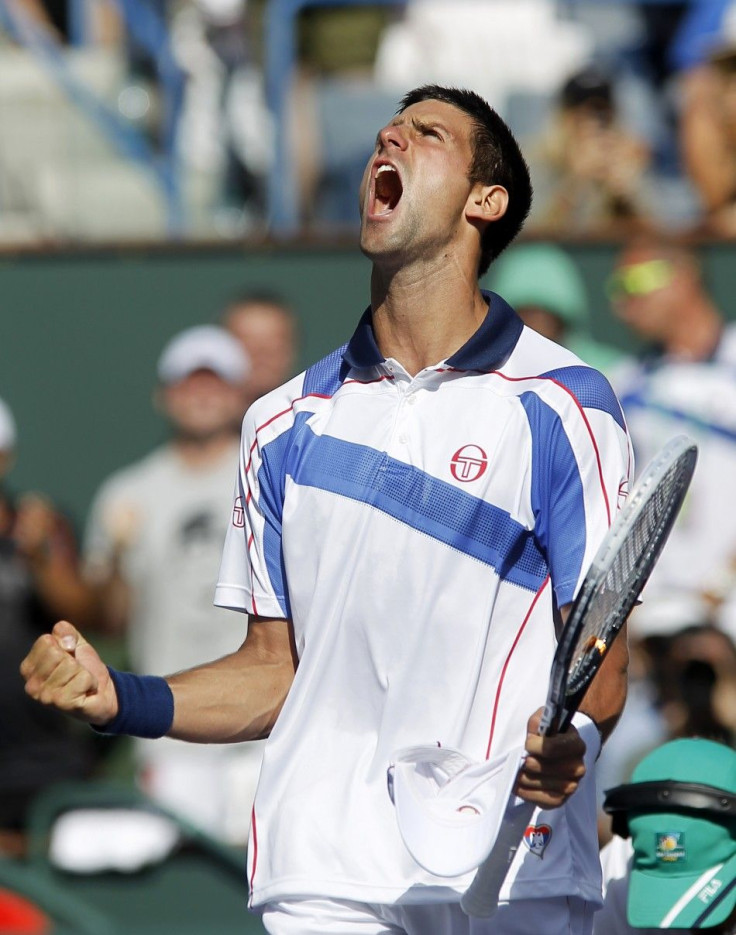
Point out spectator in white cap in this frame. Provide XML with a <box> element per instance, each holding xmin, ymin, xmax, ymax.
<box><xmin>82</xmin><ymin>325</ymin><xmax>264</xmax><ymax>845</ymax></box>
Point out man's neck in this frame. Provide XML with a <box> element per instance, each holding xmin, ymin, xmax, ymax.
<box><xmin>370</xmin><ymin>262</ymin><xmax>488</xmax><ymax>376</ymax></box>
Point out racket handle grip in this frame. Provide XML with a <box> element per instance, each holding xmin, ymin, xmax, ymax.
<box><xmin>460</xmin><ymin>799</ymin><xmax>536</xmax><ymax>918</ymax></box>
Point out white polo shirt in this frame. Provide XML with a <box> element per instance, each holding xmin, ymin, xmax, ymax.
<box><xmin>216</xmin><ymin>292</ymin><xmax>632</xmax><ymax>908</ymax></box>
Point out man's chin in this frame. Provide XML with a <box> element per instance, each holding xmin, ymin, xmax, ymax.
<box><xmin>359</xmin><ymin>225</ymin><xmax>404</xmax><ymax>265</ymax></box>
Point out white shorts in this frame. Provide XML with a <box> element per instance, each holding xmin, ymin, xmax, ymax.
<box><xmin>260</xmin><ymin>896</ymin><xmax>595</xmax><ymax>935</ymax></box>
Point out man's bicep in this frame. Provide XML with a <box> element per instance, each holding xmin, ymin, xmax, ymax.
<box><xmin>168</xmin><ymin>615</ymin><xmax>297</xmax><ymax>743</ymax></box>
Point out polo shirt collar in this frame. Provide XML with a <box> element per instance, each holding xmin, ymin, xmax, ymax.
<box><xmin>342</xmin><ymin>290</ymin><xmax>523</xmax><ymax>372</ymax></box>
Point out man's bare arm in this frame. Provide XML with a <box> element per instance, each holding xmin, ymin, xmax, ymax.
<box><xmin>168</xmin><ymin>615</ymin><xmax>297</xmax><ymax>743</ymax></box>
<box><xmin>21</xmin><ymin>615</ymin><xmax>297</xmax><ymax>744</ymax></box>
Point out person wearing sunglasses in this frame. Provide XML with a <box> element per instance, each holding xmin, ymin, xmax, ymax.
<box><xmin>607</xmin><ymin>239</ymin><xmax>736</xmax><ymax>641</ymax></box>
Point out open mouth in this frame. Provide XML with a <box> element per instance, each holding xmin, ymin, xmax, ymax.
<box><xmin>372</xmin><ymin>164</ymin><xmax>403</xmax><ymax>216</ymax></box>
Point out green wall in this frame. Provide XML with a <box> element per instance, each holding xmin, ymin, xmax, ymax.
<box><xmin>1</xmin><ymin>239</ymin><xmax>734</xmax><ymax>530</ymax></box>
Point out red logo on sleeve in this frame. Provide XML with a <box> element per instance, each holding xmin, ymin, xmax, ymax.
<box><xmin>450</xmin><ymin>445</ymin><xmax>488</xmax><ymax>482</ymax></box>
<box><xmin>232</xmin><ymin>496</ymin><xmax>245</xmax><ymax>527</ymax></box>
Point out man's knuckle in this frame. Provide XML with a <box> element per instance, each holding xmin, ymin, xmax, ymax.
<box><xmin>24</xmin><ymin>679</ymin><xmax>39</xmax><ymax>699</ymax></box>
<box><xmin>38</xmin><ymin>634</ymin><xmax>59</xmax><ymax>652</ymax></box>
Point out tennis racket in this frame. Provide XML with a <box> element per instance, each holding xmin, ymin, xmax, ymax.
<box><xmin>460</xmin><ymin>433</ymin><xmax>698</xmax><ymax>918</ymax></box>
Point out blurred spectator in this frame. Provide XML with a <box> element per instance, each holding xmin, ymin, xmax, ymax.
<box><xmin>82</xmin><ymin>326</ymin><xmax>263</xmax><ymax>844</ymax></box>
<box><xmin>635</xmin><ymin>2</ymin><xmax>690</xmax><ymax>173</ymax></box>
<box><xmin>15</xmin><ymin>0</ymin><xmax>119</xmax><ymax>43</ymax></box>
<box><xmin>170</xmin><ymin>0</ymin><xmax>272</xmax><ymax>230</ymax></box>
<box><xmin>374</xmin><ymin>0</ymin><xmax>592</xmax><ymax>128</ymax></box>
<box><xmin>650</xmin><ymin>624</ymin><xmax>736</xmax><ymax>747</ymax></box>
<box><xmin>0</xmin><ymin>396</ymin><xmax>99</xmax><ymax>857</ymax></box>
<box><xmin>528</xmin><ymin>66</ymin><xmax>654</xmax><ymax>233</ymax></box>
<box><xmin>221</xmin><ymin>290</ymin><xmax>298</xmax><ymax>410</ymax></box>
<box><xmin>373</xmin><ymin>1</ymin><xmax>596</xmax><ymax>227</ymax></box>
<box><xmin>596</xmin><ymin>738</ymin><xmax>736</xmax><ymax>933</ymax></box>
<box><xmin>598</xmin><ymin>623</ymin><xmax>736</xmax><ymax>846</ymax></box>
<box><xmin>15</xmin><ymin>0</ymin><xmax>67</xmax><ymax>39</ymax></box>
<box><xmin>488</xmin><ymin>242</ymin><xmax>624</xmax><ymax>374</ymax></box>
<box><xmin>287</xmin><ymin>4</ymin><xmax>394</xmax><ymax>225</ymax></box>
<box><xmin>675</xmin><ymin>0</ymin><xmax>736</xmax><ymax>235</ymax></box>
<box><xmin>608</xmin><ymin>238</ymin><xmax>736</xmax><ymax>639</ymax></box>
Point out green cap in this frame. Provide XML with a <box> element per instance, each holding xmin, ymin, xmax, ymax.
<box><xmin>627</xmin><ymin>739</ymin><xmax>736</xmax><ymax>929</ymax></box>
<box><xmin>487</xmin><ymin>243</ymin><xmax>588</xmax><ymax>328</ymax></box>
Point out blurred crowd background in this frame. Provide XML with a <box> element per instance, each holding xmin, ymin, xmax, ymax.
<box><xmin>5</xmin><ymin>0</ymin><xmax>736</xmax><ymax>239</ymax></box>
<box><xmin>5</xmin><ymin>1</ymin><xmax>736</xmax><ymax>931</ymax></box>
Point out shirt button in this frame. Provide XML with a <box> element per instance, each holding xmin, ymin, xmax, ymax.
<box><xmin>398</xmin><ymin>434</ymin><xmax>409</xmax><ymax>444</ymax></box>
<box><xmin>407</xmin><ymin>394</ymin><xmax>417</xmax><ymax>406</ymax></box>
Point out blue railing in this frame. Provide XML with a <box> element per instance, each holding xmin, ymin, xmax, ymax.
<box><xmin>0</xmin><ymin>0</ymin><xmax>720</xmax><ymax>239</ymax></box>
<box><xmin>0</xmin><ymin>0</ymin><xmax>186</xmax><ymax>235</ymax></box>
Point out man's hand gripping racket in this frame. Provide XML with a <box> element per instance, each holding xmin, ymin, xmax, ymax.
<box><xmin>460</xmin><ymin>434</ymin><xmax>698</xmax><ymax>918</ymax></box>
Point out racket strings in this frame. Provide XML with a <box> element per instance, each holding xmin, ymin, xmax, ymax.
<box><xmin>566</xmin><ymin>456</ymin><xmax>694</xmax><ymax>694</ymax></box>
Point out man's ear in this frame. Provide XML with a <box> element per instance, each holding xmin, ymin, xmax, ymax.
<box><xmin>466</xmin><ymin>183</ymin><xmax>509</xmax><ymax>225</ymax></box>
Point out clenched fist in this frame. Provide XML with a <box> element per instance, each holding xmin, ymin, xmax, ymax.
<box><xmin>20</xmin><ymin>621</ymin><xmax>119</xmax><ymax>726</ymax></box>
<box><xmin>514</xmin><ymin>708</ymin><xmax>587</xmax><ymax>809</ymax></box>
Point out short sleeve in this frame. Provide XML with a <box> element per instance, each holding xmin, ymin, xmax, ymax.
<box><xmin>215</xmin><ymin>408</ymin><xmax>290</xmax><ymax>619</ymax></box>
<box><xmin>529</xmin><ymin>366</ymin><xmax>634</xmax><ymax>608</ymax></box>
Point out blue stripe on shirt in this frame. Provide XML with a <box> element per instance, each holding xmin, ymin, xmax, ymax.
<box><xmin>254</xmin><ymin>347</ymin><xmax>350</xmax><ymax>613</ymax></box>
<box><xmin>519</xmin><ymin>391</ymin><xmax>588</xmax><ymax>606</ymax></box>
<box><xmin>264</xmin><ymin>427</ymin><xmax>550</xmax><ymax>593</ymax></box>
<box><xmin>256</xmin><ymin>426</ymin><xmax>292</xmax><ymax>617</ymax></box>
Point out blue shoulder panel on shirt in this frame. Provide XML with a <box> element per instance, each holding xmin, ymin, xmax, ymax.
<box><xmin>303</xmin><ymin>344</ymin><xmax>350</xmax><ymax>398</ymax></box>
<box><xmin>253</xmin><ymin>344</ymin><xmax>348</xmax><ymax>614</ymax></box>
<box><xmin>519</xmin><ymin>391</ymin><xmax>587</xmax><ymax>607</ymax></box>
<box><xmin>257</xmin><ymin>427</ymin><xmax>293</xmax><ymax>618</ymax></box>
<box><xmin>541</xmin><ymin>365</ymin><xmax>626</xmax><ymax>432</ymax></box>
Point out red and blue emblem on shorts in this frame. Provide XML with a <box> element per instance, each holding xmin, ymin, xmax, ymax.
<box><xmin>523</xmin><ymin>824</ymin><xmax>552</xmax><ymax>858</ymax></box>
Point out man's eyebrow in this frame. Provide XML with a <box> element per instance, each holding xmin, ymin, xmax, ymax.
<box><xmin>374</xmin><ymin>115</ymin><xmax>452</xmax><ymax>145</ymax></box>
<box><xmin>411</xmin><ymin>116</ymin><xmax>451</xmax><ymax>135</ymax></box>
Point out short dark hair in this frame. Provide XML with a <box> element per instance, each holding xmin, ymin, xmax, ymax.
<box><xmin>398</xmin><ymin>85</ymin><xmax>532</xmax><ymax>276</ymax></box>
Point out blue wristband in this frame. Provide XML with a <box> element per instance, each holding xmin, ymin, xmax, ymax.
<box><xmin>94</xmin><ymin>667</ymin><xmax>175</xmax><ymax>739</ymax></box>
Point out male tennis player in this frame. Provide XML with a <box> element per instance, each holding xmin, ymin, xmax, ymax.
<box><xmin>21</xmin><ymin>86</ymin><xmax>632</xmax><ymax>934</ymax></box>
